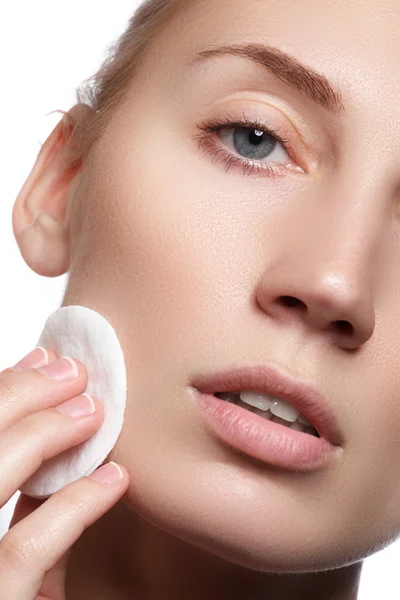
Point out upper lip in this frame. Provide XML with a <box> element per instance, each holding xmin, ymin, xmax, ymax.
<box><xmin>191</xmin><ymin>362</ymin><xmax>343</xmax><ymax>446</ymax></box>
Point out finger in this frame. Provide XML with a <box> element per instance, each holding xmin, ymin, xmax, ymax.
<box><xmin>0</xmin><ymin>462</ymin><xmax>129</xmax><ymax>600</ymax></box>
<box><xmin>11</xmin><ymin>347</ymin><xmax>58</xmax><ymax>371</ymax></box>
<box><xmin>9</xmin><ymin>493</ymin><xmax>46</xmax><ymax>529</ymax></box>
<box><xmin>0</xmin><ymin>393</ymin><xmax>104</xmax><ymax>508</ymax></box>
<box><xmin>0</xmin><ymin>353</ymin><xmax>89</xmax><ymax>432</ymax></box>
<box><xmin>9</xmin><ymin>494</ymin><xmax>70</xmax><ymax>599</ymax></box>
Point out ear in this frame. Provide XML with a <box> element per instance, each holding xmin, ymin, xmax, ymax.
<box><xmin>12</xmin><ymin>103</ymin><xmax>95</xmax><ymax>277</ymax></box>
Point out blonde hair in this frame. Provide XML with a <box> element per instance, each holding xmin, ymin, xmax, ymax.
<box><xmin>60</xmin><ymin>0</ymin><xmax>189</xmax><ymax>169</ymax></box>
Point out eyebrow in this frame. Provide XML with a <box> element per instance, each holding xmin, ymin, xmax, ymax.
<box><xmin>189</xmin><ymin>43</ymin><xmax>345</xmax><ymax>115</ymax></box>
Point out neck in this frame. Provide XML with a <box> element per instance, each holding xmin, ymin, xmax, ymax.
<box><xmin>66</xmin><ymin>499</ymin><xmax>363</xmax><ymax>600</ymax></box>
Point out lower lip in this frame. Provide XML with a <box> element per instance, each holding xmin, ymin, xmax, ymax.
<box><xmin>189</xmin><ymin>389</ymin><xmax>342</xmax><ymax>471</ymax></box>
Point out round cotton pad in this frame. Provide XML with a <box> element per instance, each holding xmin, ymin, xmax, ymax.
<box><xmin>20</xmin><ymin>305</ymin><xmax>127</xmax><ymax>499</ymax></box>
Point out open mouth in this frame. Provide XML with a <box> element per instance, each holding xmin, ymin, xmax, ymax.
<box><xmin>214</xmin><ymin>391</ymin><xmax>320</xmax><ymax>438</ymax></box>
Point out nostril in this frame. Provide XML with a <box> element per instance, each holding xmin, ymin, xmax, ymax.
<box><xmin>278</xmin><ymin>299</ymin><xmax>354</xmax><ymax>336</ymax></box>
<box><xmin>280</xmin><ymin>296</ymin><xmax>304</xmax><ymax>308</ymax></box>
<box><xmin>334</xmin><ymin>320</ymin><xmax>353</xmax><ymax>335</ymax></box>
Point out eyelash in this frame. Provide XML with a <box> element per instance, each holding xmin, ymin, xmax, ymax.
<box><xmin>194</xmin><ymin>109</ymin><xmax>296</xmax><ymax>178</ymax></box>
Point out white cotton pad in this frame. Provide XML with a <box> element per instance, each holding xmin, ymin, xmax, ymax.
<box><xmin>20</xmin><ymin>305</ymin><xmax>127</xmax><ymax>499</ymax></box>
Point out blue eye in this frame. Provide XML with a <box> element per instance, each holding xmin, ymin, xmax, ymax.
<box><xmin>219</xmin><ymin>126</ymin><xmax>289</xmax><ymax>162</ymax></box>
<box><xmin>194</xmin><ymin>111</ymin><xmax>301</xmax><ymax>178</ymax></box>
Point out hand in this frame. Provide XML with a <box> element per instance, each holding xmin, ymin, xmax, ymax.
<box><xmin>0</xmin><ymin>347</ymin><xmax>129</xmax><ymax>599</ymax></box>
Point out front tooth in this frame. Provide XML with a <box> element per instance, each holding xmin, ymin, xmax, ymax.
<box><xmin>269</xmin><ymin>398</ymin><xmax>300</xmax><ymax>422</ymax></box>
<box><xmin>239</xmin><ymin>391</ymin><xmax>274</xmax><ymax>411</ymax></box>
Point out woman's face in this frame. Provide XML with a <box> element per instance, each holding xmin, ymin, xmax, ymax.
<box><xmin>64</xmin><ymin>0</ymin><xmax>400</xmax><ymax>571</ymax></box>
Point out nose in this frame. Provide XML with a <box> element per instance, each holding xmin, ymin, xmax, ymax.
<box><xmin>256</xmin><ymin>252</ymin><xmax>376</xmax><ymax>350</ymax></box>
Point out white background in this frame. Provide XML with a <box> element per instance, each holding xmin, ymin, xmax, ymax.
<box><xmin>0</xmin><ymin>2</ymin><xmax>398</xmax><ymax>597</ymax></box>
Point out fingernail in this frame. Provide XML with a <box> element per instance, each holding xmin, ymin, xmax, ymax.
<box><xmin>56</xmin><ymin>393</ymin><xmax>96</xmax><ymax>418</ymax></box>
<box><xmin>11</xmin><ymin>347</ymin><xmax>49</xmax><ymax>370</ymax></box>
<box><xmin>37</xmin><ymin>356</ymin><xmax>79</xmax><ymax>380</ymax></box>
<box><xmin>89</xmin><ymin>462</ymin><xmax>124</xmax><ymax>484</ymax></box>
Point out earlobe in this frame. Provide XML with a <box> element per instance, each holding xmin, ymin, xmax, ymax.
<box><xmin>12</xmin><ymin>103</ymin><xmax>94</xmax><ymax>277</ymax></box>
<box><xmin>18</xmin><ymin>212</ymin><xmax>70</xmax><ymax>277</ymax></box>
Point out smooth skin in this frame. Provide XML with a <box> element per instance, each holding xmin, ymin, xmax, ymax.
<box><xmin>10</xmin><ymin>0</ymin><xmax>400</xmax><ymax>598</ymax></box>
<box><xmin>0</xmin><ymin>348</ymin><xmax>129</xmax><ymax>599</ymax></box>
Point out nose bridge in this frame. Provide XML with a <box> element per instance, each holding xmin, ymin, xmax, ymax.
<box><xmin>256</xmin><ymin>174</ymin><xmax>384</xmax><ymax>349</ymax></box>
<box><xmin>311</xmin><ymin>170</ymin><xmax>387</xmax><ymax>276</ymax></box>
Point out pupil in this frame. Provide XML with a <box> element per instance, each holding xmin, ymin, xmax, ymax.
<box><xmin>250</xmin><ymin>129</ymin><xmax>264</xmax><ymax>145</ymax></box>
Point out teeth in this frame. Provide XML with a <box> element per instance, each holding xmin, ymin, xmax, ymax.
<box><xmin>239</xmin><ymin>391</ymin><xmax>273</xmax><ymax>411</ymax></box>
<box><xmin>239</xmin><ymin>391</ymin><xmax>300</xmax><ymax>423</ymax></box>
<box><xmin>214</xmin><ymin>391</ymin><xmax>319</xmax><ymax>438</ymax></box>
<box><xmin>269</xmin><ymin>398</ymin><xmax>300</xmax><ymax>423</ymax></box>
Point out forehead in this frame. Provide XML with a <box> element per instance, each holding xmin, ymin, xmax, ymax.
<box><xmin>173</xmin><ymin>0</ymin><xmax>400</xmax><ymax>57</ymax></box>
<box><xmin>149</xmin><ymin>0</ymin><xmax>400</xmax><ymax>105</ymax></box>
